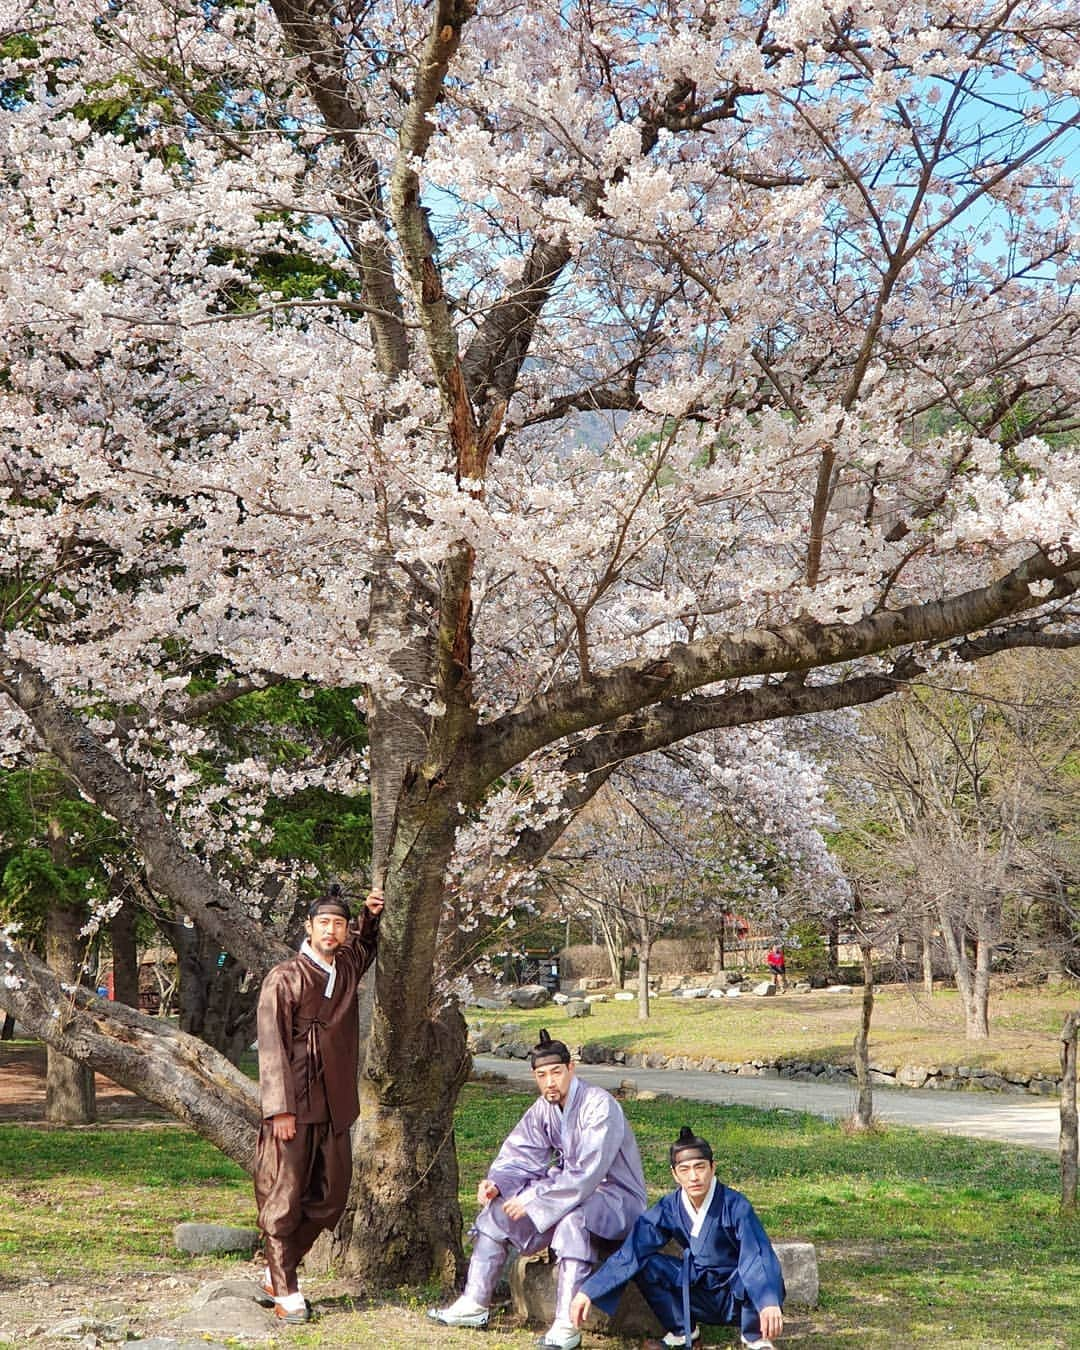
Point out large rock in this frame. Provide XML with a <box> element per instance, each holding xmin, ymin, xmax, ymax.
<box><xmin>510</xmin><ymin>984</ymin><xmax>552</xmax><ymax>1009</ymax></box>
<box><xmin>45</xmin><ymin>1318</ymin><xmax>129</xmax><ymax>1343</ymax></box>
<box><xmin>752</xmin><ymin>981</ymin><xmax>777</xmax><ymax>997</ymax></box>
<box><xmin>510</xmin><ymin>1240</ymin><xmax>818</xmax><ymax>1336</ymax></box>
<box><xmin>190</xmin><ymin>1279</ymin><xmax>270</xmax><ymax>1309</ymax></box>
<box><xmin>169</xmin><ymin>1296</ymin><xmax>274</xmax><ymax>1340</ymax></box>
<box><xmin>613</xmin><ymin>991</ymin><xmax>635</xmax><ymax>1001</ymax></box>
<box><xmin>172</xmin><ymin>1223</ymin><xmax>259</xmax><ymax>1255</ymax></box>
<box><xmin>566</xmin><ymin>1000</ymin><xmax>591</xmax><ymax>1018</ymax></box>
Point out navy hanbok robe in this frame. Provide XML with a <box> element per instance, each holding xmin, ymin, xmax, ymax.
<box><xmin>580</xmin><ymin>1181</ymin><xmax>784</xmax><ymax>1344</ymax></box>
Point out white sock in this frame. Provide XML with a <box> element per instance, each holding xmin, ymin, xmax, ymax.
<box><xmin>444</xmin><ymin>1294</ymin><xmax>487</xmax><ymax>1314</ymax></box>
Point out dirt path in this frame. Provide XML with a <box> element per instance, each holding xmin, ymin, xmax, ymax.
<box><xmin>0</xmin><ymin>1043</ymin><xmax>167</xmax><ymax>1121</ymax></box>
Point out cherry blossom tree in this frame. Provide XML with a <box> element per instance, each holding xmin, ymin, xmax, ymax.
<box><xmin>549</xmin><ymin>733</ymin><xmax>847</xmax><ymax>1017</ymax></box>
<box><xmin>2</xmin><ymin>0</ymin><xmax>1080</xmax><ymax>1284</ymax></box>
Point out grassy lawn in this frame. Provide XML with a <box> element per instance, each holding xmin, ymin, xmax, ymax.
<box><xmin>1</xmin><ymin>1084</ymin><xmax>1078</xmax><ymax>1347</ymax></box>
<box><xmin>471</xmin><ymin>981</ymin><xmax>1080</xmax><ymax>1079</ymax></box>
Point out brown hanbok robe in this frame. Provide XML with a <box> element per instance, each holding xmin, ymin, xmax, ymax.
<box><xmin>253</xmin><ymin>908</ymin><xmax>379</xmax><ymax>1295</ymax></box>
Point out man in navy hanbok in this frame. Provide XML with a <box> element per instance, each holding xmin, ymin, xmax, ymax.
<box><xmin>429</xmin><ymin>1029</ymin><xmax>647</xmax><ymax>1349</ymax></box>
<box><xmin>570</xmin><ymin>1125</ymin><xmax>784</xmax><ymax>1350</ymax></box>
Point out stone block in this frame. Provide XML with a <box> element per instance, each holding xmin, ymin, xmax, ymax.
<box><xmin>566</xmin><ymin>1000</ymin><xmax>591</xmax><ymax>1018</ymax></box>
<box><xmin>613</xmin><ymin>991</ymin><xmax>635</xmax><ymax>1001</ymax></box>
<box><xmin>510</xmin><ymin>984</ymin><xmax>552</xmax><ymax>1009</ymax></box>
<box><xmin>896</xmin><ymin>1064</ymin><xmax>929</xmax><ymax>1088</ymax></box>
<box><xmin>752</xmin><ymin>981</ymin><xmax>777</xmax><ymax>996</ymax></box>
<box><xmin>172</xmin><ymin>1223</ymin><xmax>259</xmax><ymax>1255</ymax></box>
<box><xmin>509</xmin><ymin>1239</ymin><xmax>818</xmax><ymax>1337</ymax></box>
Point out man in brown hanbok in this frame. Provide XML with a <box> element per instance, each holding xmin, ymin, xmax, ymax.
<box><xmin>254</xmin><ymin>883</ymin><xmax>382</xmax><ymax>1323</ymax></box>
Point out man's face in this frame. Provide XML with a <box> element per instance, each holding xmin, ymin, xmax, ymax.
<box><xmin>305</xmin><ymin>912</ymin><xmax>349</xmax><ymax>962</ymax></box>
<box><xmin>672</xmin><ymin>1155</ymin><xmax>715</xmax><ymax>1205</ymax></box>
<box><xmin>533</xmin><ymin>1060</ymin><xmax>574</xmax><ymax>1106</ymax></box>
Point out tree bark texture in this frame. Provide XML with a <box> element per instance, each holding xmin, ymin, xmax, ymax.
<box><xmin>1061</xmin><ymin>1011</ymin><xmax>1079</xmax><ymax>1213</ymax></box>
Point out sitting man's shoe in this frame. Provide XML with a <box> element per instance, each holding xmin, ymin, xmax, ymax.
<box><xmin>427</xmin><ymin>1295</ymin><xmax>490</xmax><ymax>1328</ymax></box>
<box><xmin>536</xmin><ymin>1323</ymin><xmax>582</xmax><ymax>1349</ymax></box>
<box><xmin>643</xmin><ymin>1330</ymin><xmax>700</xmax><ymax>1349</ymax></box>
<box><xmin>741</xmin><ymin>1337</ymin><xmax>776</xmax><ymax>1349</ymax></box>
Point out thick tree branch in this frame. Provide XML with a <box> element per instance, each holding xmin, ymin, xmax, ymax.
<box><xmin>0</xmin><ymin>659</ymin><xmax>290</xmax><ymax>976</ymax></box>
<box><xmin>472</xmin><ymin>550</ymin><xmax>1080</xmax><ymax>788</ymax></box>
<box><xmin>268</xmin><ymin>0</ymin><xmax>410</xmax><ymax>376</ymax></box>
<box><xmin>0</xmin><ymin>936</ymin><xmax>259</xmax><ymax>1171</ymax></box>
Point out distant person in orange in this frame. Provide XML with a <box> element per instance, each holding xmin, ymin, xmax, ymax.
<box><xmin>765</xmin><ymin>943</ymin><xmax>787</xmax><ymax>993</ymax></box>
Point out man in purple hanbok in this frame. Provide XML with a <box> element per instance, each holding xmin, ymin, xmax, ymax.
<box><xmin>429</xmin><ymin>1029</ymin><xmax>647</xmax><ymax>1350</ymax></box>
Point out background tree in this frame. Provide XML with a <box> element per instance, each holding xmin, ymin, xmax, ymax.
<box><xmin>2</xmin><ymin>0</ymin><xmax>1080</xmax><ymax>1285</ymax></box>
<box><xmin>833</xmin><ymin>652</ymin><xmax>1080</xmax><ymax>1037</ymax></box>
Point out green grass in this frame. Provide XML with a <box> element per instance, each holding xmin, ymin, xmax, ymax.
<box><xmin>1</xmin><ymin>1086</ymin><xmax>1079</xmax><ymax>1347</ymax></box>
<box><xmin>471</xmin><ymin>980</ymin><xmax>1080</xmax><ymax>1079</ymax></box>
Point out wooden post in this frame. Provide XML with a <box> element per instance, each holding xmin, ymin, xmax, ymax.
<box><xmin>1061</xmin><ymin>1011</ymin><xmax>1079</xmax><ymax>1214</ymax></box>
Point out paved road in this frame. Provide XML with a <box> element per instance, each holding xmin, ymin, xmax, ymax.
<box><xmin>474</xmin><ymin>1056</ymin><xmax>1063</xmax><ymax>1152</ymax></box>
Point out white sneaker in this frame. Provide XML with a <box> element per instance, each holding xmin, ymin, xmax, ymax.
<box><xmin>742</xmin><ymin>1337</ymin><xmax>776</xmax><ymax>1349</ymax></box>
<box><xmin>662</xmin><ymin>1329</ymin><xmax>701</xmax><ymax>1347</ymax></box>
<box><xmin>427</xmin><ymin>1294</ymin><xmax>490</xmax><ymax>1327</ymax></box>
<box><xmin>536</xmin><ymin>1323</ymin><xmax>582</xmax><ymax>1349</ymax></box>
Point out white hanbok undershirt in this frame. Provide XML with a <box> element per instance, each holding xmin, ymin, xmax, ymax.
<box><xmin>680</xmin><ymin>1175</ymin><xmax>718</xmax><ymax>1238</ymax></box>
<box><xmin>299</xmin><ymin>939</ymin><xmax>337</xmax><ymax>998</ymax></box>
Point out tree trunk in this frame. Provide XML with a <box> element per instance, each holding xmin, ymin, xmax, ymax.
<box><xmin>322</xmin><ymin>795</ymin><xmax>472</xmax><ymax>1287</ymax></box>
<box><xmin>825</xmin><ymin>914</ymin><xmax>839</xmax><ymax>983</ymax></box>
<box><xmin>0</xmin><ymin>939</ymin><xmax>259</xmax><ymax>1167</ymax></box>
<box><xmin>45</xmin><ymin>815</ymin><xmax>96</xmax><ymax>1125</ymax></box>
<box><xmin>967</xmin><ymin>932</ymin><xmax>992</xmax><ymax>1040</ymax></box>
<box><xmin>1061</xmin><ymin>1011</ymin><xmax>1078</xmax><ymax>1214</ymax></box>
<box><xmin>637</xmin><ymin>933</ymin><xmax>651</xmax><ymax>1021</ymax></box>
<box><xmin>109</xmin><ymin>898</ymin><xmax>140</xmax><ymax>1008</ymax></box>
<box><xmin>921</xmin><ymin>913</ymin><xmax>935</xmax><ymax>996</ymax></box>
<box><xmin>1</xmin><ymin>1013</ymin><xmax>14</xmax><ymax>1040</ymax></box>
<box><xmin>852</xmin><ymin>943</ymin><xmax>875</xmax><ymax>1130</ymax></box>
<box><xmin>939</xmin><ymin>908</ymin><xmax>977</xmax><ymax>1032</ymax></box>
<box><xmin>325</xmin><ymin>1001</ymin><xmax>468</xmax><ymax>1287</ymax></box>
<box><xmin>712</xmin><ymin>926</ymin><xmax>725</xmax><ymax>974</ymax></box>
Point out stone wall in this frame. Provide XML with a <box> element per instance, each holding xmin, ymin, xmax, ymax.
<box><xmin>468</xmin><ymin>1024</ymin><xmax>1062</xmax><ymax>1097</ymax></box>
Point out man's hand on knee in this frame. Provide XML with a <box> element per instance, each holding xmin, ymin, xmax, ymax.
<box><xmin>271</xmin><ymin>1113</ymin><xmax>297</xmax><ymax>1141</ymax></box>
<box><xmin>760</xmin><ymin>1305</ymin><xmax>783</xmax><ymax>1339</ymax></box>
<box><xmin>502</xmin><ymin>1195</ymin><xmax>529</xmax><ymax>1220</ymax></box>
<box><xmin>570</xmin><ymin>1292</ymin><xmax>591</xmax><ymax>1328</ymax></box>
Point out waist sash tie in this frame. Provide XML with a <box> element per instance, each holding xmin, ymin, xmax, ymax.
<box><xmin>304</xmin><ymin>1019</ymin><xmax>327</xmax><ymax>1104</ymax></box>
<box><xmin>681</xmin><ymin>1245</ymin><xmax>693</xmax><ymax>1348</ymax></box>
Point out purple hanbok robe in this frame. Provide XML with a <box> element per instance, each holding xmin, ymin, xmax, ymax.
<box><xmin>482</xmin><ymin>1075</ymin><xmax>647</xmax><ymax>1251</ymax></box>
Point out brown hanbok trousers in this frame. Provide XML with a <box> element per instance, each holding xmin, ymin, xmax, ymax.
<box><xmin>253</xmin><ymin>1119</ymin><xmax>352</xmax><ymax>1294</ymax></box>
